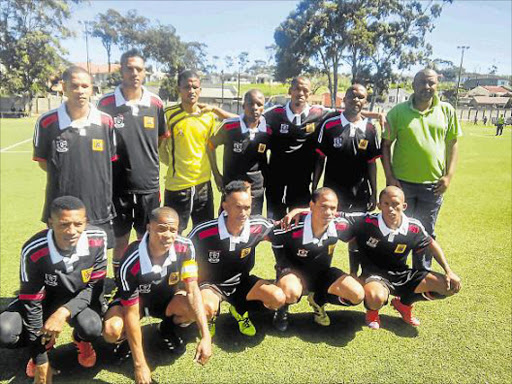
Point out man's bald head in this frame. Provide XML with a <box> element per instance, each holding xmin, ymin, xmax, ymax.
<box><xmin>413</xmin><ymin>68</ymin><xmax>439</xmax><ymax>84</ymax></box>
<box><xmin>149</xmin><ymin>206</ymin><xmax>179</xmax><ymax>224</ymax></box>
<box><xmin>379</xmin><ymin>186</ymin><xmax>405</xmax><ymax>203</ymax></box>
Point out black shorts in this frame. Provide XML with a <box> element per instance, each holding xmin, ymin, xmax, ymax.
<box><xmin>94</xmin><ymin>220</ymin><xmax>115</xmax><ymax>249</ymax></box>
<box><xmin>164</xmin><ymin>181</ymin><xmax>214</xmax><ymax>234</ymax></box>
<box><xmin>276</xmin><ymin>265</ymin><xmax>345</xmax><ymax>296</ymax></box>
<box><xmin>199</xmin><ymin>274</ymin><xmax>261</xmax><ymax>311</ymax></box>
<box><xmin>108</xmin><ymin>291</ymin><xmax>180</xmax><ymax>320</ymax></box>
<box><xmin>113</xmin><ymin>191</ymin><xmax>160</xmax><ymax>237</ymax></box>
<box><xmin>362</xmin><ymin>268</ymin><xmax>429</xmax><ymax>297</ymax></box>
<box><xmin>266</xmin><ymin>177</ymin><xmax>311</xmax><ymax>219</ymax></box>
<box><xmin>326</xmin><ymin>181</ymin><xmax>371</xmax><ymax>212</ymax></box>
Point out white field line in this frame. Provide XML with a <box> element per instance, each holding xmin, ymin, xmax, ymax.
<box><xmin>0</xmin><ymin>150</ymin><xmax>31</xmax><ymax>153</ymax></box>
<box><xmin>0</xmin><ymin>138</ymin><xmax>32</xmax><ymax>152</ymax></box>
<box><xmin>468</xmin><ymin>133</ymin><xmax>508</xmax><ymax>138</ymax></box>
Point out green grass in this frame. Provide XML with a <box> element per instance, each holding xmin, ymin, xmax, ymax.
<box><xmin>0</xmin><ymin>118</ymin><xmax>511</xmax><ymax>383</ymax></box>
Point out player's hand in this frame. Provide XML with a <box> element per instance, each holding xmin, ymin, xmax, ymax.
<box><xmin>378</xmin><ymin>113</ymin><xmax>387</xmax><ymax>128</ymax></box>
<box><xmin>193</xmin><ymin>336</ymin><xmax>212</xmax><ymax>366</ymax></box>
<box><xmin>134</xmin><ymin>364</ymin><xmax>152</xmax><ymax>384</ymax></box>
<box><xmin>367</xmin><ymin>194</ymin><xmax>377</xmax><ymax>211</ymax></box>
<box><xmin>281</xmin><ymin>208</ymin><xmax>309</xmax><ymax>230</ymax></box>
<box><xmin>34</xmin><ymin>362</ymin><xmax>60</xmax><ymax>384</ymax></box>
<box><xmin>40</xmin><ymin>307</ymin><xmax>70</xmax><ymax>344</ymax></box>
<box><xmin>386</xmin><ymin>176</ymin><xmax>402</xmax><ymax>189</ymax></box>
<box><xmin>197</xmin><ymin>103</ymin><xmax>214</xmax><ymax>114</ymax></box>
<box><xmin>213</xmin><ymin>174</ymin><xmax>224</xmax><ymax>192</ymax></box>
<box><xmin>445</xmin><ymin>271</ymin><xmax>462</xmax><ymax>293</ymax></box>
<box><xmin>434</xmin><ymin>176</ymin><xmax>451</xmax><ymax>195</ymax></box>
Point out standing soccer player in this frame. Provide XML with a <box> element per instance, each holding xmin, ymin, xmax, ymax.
<box><xmin>0</xmin><ymin>197</ymin><xmax>107</xmax><ymax>382</ymax></box>
<box><xmin>33</xmin><ymin>66</ymin><xmax>116</xmax><ymax>247</ymax></box>
<box><xmin>98</xmin><ymin>49</ymin><xmax>168</xmax><ymax>273</ymax></box>
<box><xmin>208</xmin><ymin>89</ymin><xmax>270</xmax><ymax>214</ymax></box>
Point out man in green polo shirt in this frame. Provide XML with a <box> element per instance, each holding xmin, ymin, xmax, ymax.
<box><xmin>381</xmin><ymin>68</ymin><xmax>461</xmax><ymax>270</ymax></box>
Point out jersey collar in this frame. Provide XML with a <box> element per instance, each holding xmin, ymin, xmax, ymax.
<box><xmin>285</xmin><ymin>101</ymin><xmax>310</xmax><ymax>125</ymax></box>
<box><xmin>240</xmin><ymin>115</ymin><xmax>267</xmax><ymax>135</ymax></box>
<box><xmin>303</xmin><ymin>212</ymin><xmax>337</xmax><ymax>246</ymax></box>
<box><xmin>377</xmin><ymin>213</ymin><xmax>409</xmax><ymax>240</ymax></box>
<box><xmin>57</xmin><ymin>103</ymin><xmax>102</xmax><ymax>130</ymax></box>
<box><xmin>408</xmin><ymin>94</ymin><xmax>440</xmax><ymax>115</ymax></box>
<box><xmin>218</xmin><ymin>212</ymin><xmax>251</xmax><ymax>251</ymax></box>
<box><xmin>340</xmin><ymin>112</ymin><xmax>368</xmax><ymax>134</ymax></box>
<box><xmin>138</xmin><ymin>232</ymin><xmax>177</xmax><ymax>276</ymax></box>
<box><xmin>114</xmin><ymin>85</ymin><xmax>152</xmax><ymax>108</ymax></box>
<box><xmin>47</xmin><ymin>230</ymin><xmax>90</xmax><ymax>271</ymax></box>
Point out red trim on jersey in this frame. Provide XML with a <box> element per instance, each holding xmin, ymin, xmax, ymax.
<box><xmin>224</xmin><ymin>122</ymin><xmax>240</xmax><ymax>131</ymax></box>
<box><xmin>100</xmin><ymin>95</ymin><xmax>115</xmax><ymax>106</ymax></box>
<box><xmin>111</xmin><ymin>155</ymin><xmax>119</xmax><ymax>162</ymax></box>
<box><xmin>182</xmin><ymin>276</ymin><xmax>198</xmax><ymax>283</ymax></box>
<box><xmin>41</xmin><ymin>113</ymin><xmax>58</xmax><ymax>128</ymax></box>
<box><xmin>121</xmin><ymin>297</ymin><xmax>139</xmax><ymax>307</ymax></box>
<box><xmin>408</xmin><ymin>224</ymin><xmax>420</xmax><ymax>234</ymax></box>
<box><xmin>174</xmin><ymin>242</ymin><xmax>188</xmax><ymax>253</ymax></box>
<box><xmin>325</xmin><ymin>120</ymin><xmax>339</xmax><ymax>130</ymax></box>
<box><xmin>90</xmin><ymin>270</ymin><xmax>107</xmax><ymax>280</ymax></box>
<box><xmin>130</xmin><ymin>261</ymin><xmax>140</xmax><ymax>276</ymax></box>
<box><xmin>250</xmin><ymin>225</ymin><xmax>262</xmax><ymax>234</ymax></box>
<box><xmin>19</xmin><ymin>292</ymin><xmax>46</xmax><ymax>301</ymax></box>
<box><xmin>316</xmin><ymin>148</ymin><xmax>326</xmax><ymax>157</ymax></box>
<box><xmin>335</xmin><ymin>222</ymin><xmax>348</xmax><ymax>231</ymax></box>
<box><xmin>367</xmin><ymin>155</ymin><xmax>381</xmax><ymax>163</ymax></box>
<box><xmin>88</xmin><ymin>238</ymin><xmax>104</xmax><ymax>248</ymax></box>
<box><xmin>292</xmin><ymin>229</ymin><xmax>304</xmax><ymax>239</ymax></box>
<box><xmin>365</xmin><ymin>217</ymin><xmax>379</xmax><ymax>227</ymax></box>
<box><xmin>273</xmin><ymin>107</ymin><xmax>285</xmax><ymax>114</ymax></box>
<box><xmin>150</xmin><ymin>96</ymin><xmax>163</xmax><ymax>108</ymax></box>
<box><xmin>101</xmin><ymin>114</ymin><xmax>113</xmax><ymax>127</ymax></box>
<box><xmin>199</xmin><ymin>227</ymin><xmax>219</xmax><ymax>239</ymax></box>
<box><xmin>33</xmin><ymin>156</ymin><xmax>47</xmax><ymax>162</ymax></box>
<box><xmin>30</xmin><ymin>248</ymin><xmax>49</xmax><ymax>263</ymax></box>
<box><xmin>266</xmin><ymin>126</ymin><xmax>272</xmax><ymax>135</ymax></box>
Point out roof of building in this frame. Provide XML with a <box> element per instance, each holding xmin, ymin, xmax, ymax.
<box><xmin>482</xmin><ymin>86</ymin><xmax>510</xmax><ymax>93</ymax></box>
<box><xmin>471</xmin><ymin>96</ymin><xmax>510</xmax><ymax>105</ymax></box>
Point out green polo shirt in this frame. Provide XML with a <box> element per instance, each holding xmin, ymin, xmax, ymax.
<box><xmin>383</xmin><ymin>94</ymin><xmax>462</xmax><ymax>184</ymax></box>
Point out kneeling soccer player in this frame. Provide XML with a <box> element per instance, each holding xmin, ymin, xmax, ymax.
<box><xmin>188</xmin><ymin>180</ymin><xmax>285</xmax><ymax>337</ymax></box>
<box><xmin>338</xmin><ymin>186</ymin><xmax>462</xmax><ymax>329</ymax></box>
<box><xmin>0</xmin><ymin>196</ymin><xmax>107</xmax><ymax>383</ymax></box>
<box><xmin>103</xmin><ymin>207</ymin><xmax>211</xmax><ymax>384</ymax></box>
<box><xmin>271</xmin><ymin>187</ymin><xmax>365</xmax><ymax>331</ymax></box>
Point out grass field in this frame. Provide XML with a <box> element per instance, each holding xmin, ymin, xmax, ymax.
<box><xmin>0</xmin><ymin>117</ymin><xmax>511</xmax><ymax>383</ymax></box>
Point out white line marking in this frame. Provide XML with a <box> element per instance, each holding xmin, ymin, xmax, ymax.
<box><xmin>469</xmin><ymin>133</ymin><xmax>508</xmax><ymax>138</ymax></box>
<box><xmin>0</xmin><ymin>138</ymin><xmax>32</xmax><ymax>152</ymax></box>
<box><xmin>0</xmin><ymin>150</ymin><xmax>31</xmax><ymax>154</ymax></box>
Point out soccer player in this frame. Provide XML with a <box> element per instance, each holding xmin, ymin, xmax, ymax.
<box><xmin>336</xmin><ymin>186</ymin><xmax>462</xmax><ymax>329</ymax></box>
<box><xmin>0</xmin><ymin>196</ymin><xmax>107</xmax><ymax>382</ymax></box>
<box><xmin>160</xmin><ymin>70</ymin><xmax>236</xmax><ymax>233</ymax></box>
<box><xmin>208</xmin><ymin>89</ymin><xmax>270</xmax><ymax>214</ymax></box>
<box><xmin>33</xmin><ymin>66</ymin><xmax>116</xmax><ymax>247</ymax></box>
<box><xmin>313</xmin><ymin>83</ymin><xmax>381</xmax><ymax>275</ymax></box>
<box><xmin>97</xmin><ymin>49</ymin><xmax>168</xmax><ymax>273</ymax></box>
<box><xmin>271</xmin><ymin>188</ymin><xmax>365</xmax><ymax>332</ymax></box>
<box><xmin>188</xmin><ymin>180</ymin><xmax>285</xmax><ymax>337</ymax></box>
<box><xmin>103</xmin><ymin>207</ymin><xmax>211</xmax><ymax>384</ymax></box>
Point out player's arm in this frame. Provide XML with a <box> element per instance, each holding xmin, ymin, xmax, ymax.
<box><xmin>123</xmin><ymin>301</ymin><xmax>152</xmax><ymax>383</ymax></box>
<box><xmin>184</xmin><ymin>279</ymin><xmax>212</xmax><ymax>365</ymax></box>
<box><xmin>381</xmin><ymin>137</ymin><xmax>401</xmax><ymax>188</ymax></box>
<box><xmin>157</xmin><ymin>105</ymin><xmax>169</xmax><ymax>146</ymax></box>
<box><xmin>198</xmin><ymin>104</ymin><xmax>237</xmax><ymax>119</ymax></box>
<box><xmin>426</xmin><ymin>239</ymin><xmax>461</xmax><ymax>293</ymax></box>
<box><xmin>434</xmin><ymin>139</ymin><xmax>458</xmax><ymax>195</ymax></box>
<box><xmin>33</xmin><ymin>118</ymin><xmax>49</xmax><ymax>172</ymax></box>
<box><xmin>361</xmin><ymin>110</ymin><xmax>387</xmax><ymax>128</ymax></box>
<box><xmin>312</xmin><ymin>153</ymin><xmax>325</xmax><ymax>192</ymax></box>
<box><xmin>367</xmin><ymin>162</ymin><xmax>377</xmax><ymax>211</ymax></box>
<box><xmin>207</xmin><ymin>141</ymin><xmax>223</xmax><ymax>192</ymax></box>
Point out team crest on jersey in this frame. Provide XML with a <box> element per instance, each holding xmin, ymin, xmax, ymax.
<box><xmin>81</xmin><ymin>267</ymin><xmax>93</xmax><ymax>283</ymax></box>
<box><xmin>240</xmin><ymin>247</ymin><xmax>251</xmax><ymax>259</ymax></box>
<box><xmin>113</xmin><ymin>114</ymin><xmax>125</xmax><ymax>128</ymax></box>
<box><xmin>139</xmin><ymin>284</ymin><xmax>152</xmax><ymax>293</ymax></box>
<box><xmin>333</xmin><ymin>137</ymin><xmax>343</xmax><ymax>148</ymax></box>
<box><xmin>92</xmin><ymin>139</ymin><xmax>104</xmax><ymax>151</ymax></box>
<box><xmin>394</xmin><ymin>244</ymin><xmax>407</xmax><ymax>253</ymax></box>
<box><xmin>366</xmin><ymin>237</ymin><xmax>380</xmax><ymax>248</ymax></box>
<box><xmin>280</xmin><ymin>123</ymin><xmax>289</xmax><ymax>134</ymax></box>
<box><xmin>258</xmin><ymin>143</ymin><xmax>266</xmax><ymax>153</ymax></box>
<box><xmin>297</xmin><ymin>249</ymin><xmax>309</xmax><ymax>257</ymax></box>
<box><xmin>233</xmin><ymin>141</ymin><xmax>243</xmax><ymax>153</ymax></box>
<box><xmin>168</xmin><ymin>272</ymin><xmax>180</xmax><ymax>285</ymax></box>
<box><xmin>328</xmin><ymin>244</ymin><xmax>336</xmax><ymax>255</ymax></box>
<box><xmin>305</xmin><ymin>123</ymin><xmax>315</xmax><ymax>133</ymax></box>
<box><xmin>358</xmin><ymin>139</ymin><xmax>368</xmax><ymax>150</ymax></box>
<box><xmin>44</xmin><ymin>274</ymin><xmax>58</xmax><ymax>286</ymax></box>
<box><xmin>208</xmin><ymin>250</ymin><xmax>221</xmax><ymax>263</ymax></box>
<box><xmin>144</xmin><ymin>116</ymin><xmax>155</xmax><ymax>129</ymax></box>
<box><xmin>55</xmin><ymin>138</ymin><xmax>68</xmax><ymax>153</ymax></box>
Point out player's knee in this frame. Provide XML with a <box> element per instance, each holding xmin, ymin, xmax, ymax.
<box><xmin>76</xmin><ymin>311</ymin><xmax>102</xmax><ymax>341</ymax></box>
<box><xmin>103</xmin><ymin>317</ymin><xmax>124</xmax><ymax>344</ymax></box>
<box><xmin>364</xmin><ymin>289</ymin><xmax>388</xmax><ymax>309</ymax></box>
<box><xmin>203</xmin><ymin>301</ymin><xmax>218</xmax><ymax>320</ymax></box>
<box><xmin>0</xmin><ymin>313</ymin><xmax>22</xmax><ymax>347</ymax></box>
<box><xmin>266</xmin><ymin>289</ymin><xmax>287</xmax><ymax>310</ymax></box>
<box><xmin>345</xmin><ymin>285</ymin><xmax>365</xmax><ymax>305</ymax></box>
<box><xmin>281</xmin><ymin>285</ymin><xmax>302</xmax><ymax>304</ymax></box>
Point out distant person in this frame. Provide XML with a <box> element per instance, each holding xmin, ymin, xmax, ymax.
<box><xmin>496</xmin><ymin>114</ymin><xmax>505</xmax><ymax>136</ymax></box>
<box><xmin>208</xmin><ymin>89</ymin><xmax>270</xmax><ymax>214</ymax></box>
<box><xmin>0</xmin><ymin>197</ymin><xmax>107</xmax><ymax>382</ymax></box>
<box><xmin>473</xmin><ymin>115</ymin><xmax>478</xmax><ymax>125</ymax></box>
<box><xmin>381</xmin><ymin>68</ymin><xmax>462</xmax><ymax>270</ymax></box>
<box><xmin>160</xmin><ymin>70</ymin><xmax>235</xmax><ymax>233</ymax></box>
<box><xmin>483</xmin><ymin>115</ymin><xmax>488</xmax><ymax>125</ymax></box>
<box><xmin>98</xmin><ymin>49</ymin><xmax>168</xmax><ymax>275</ymax></box>
<box><xmin>33</xmin><ymin>65</ymin><xmax>116</xmax><ymax>247</ymax></box>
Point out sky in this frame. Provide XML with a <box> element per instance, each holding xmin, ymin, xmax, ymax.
<box><xmin>61</xmin><ymin>0</ymin><xmax>512</xmax><ymax>76</ymax></box>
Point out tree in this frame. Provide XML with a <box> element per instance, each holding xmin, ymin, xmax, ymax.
<box><xmin>116</xmin><ymin>9</ymin><xmax>149</xmax><ymax>50</ymax></box>
<box><xmin>92</xmin><ymin>9</ymin><xmax>121</xmax><ymax>73</ymax></box>
<box><xmin>224</xmin><ymin>55</ymin><xmax>234</xmax><ymax>75</ymax></box>
<box><xmin>0</xmin><ymin>0</ymin><xmax>82</xmax><ymax>112</ymax></box>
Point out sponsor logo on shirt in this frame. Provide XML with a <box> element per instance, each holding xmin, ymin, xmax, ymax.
<box><xmin>366</xmin><ymin>237</ymin><xmax>380</xmax><ymax>248</ymax></box>
<box><xmin>305</xmin><ymin>123</ymin><xmax>315</xmax><ymax>133</ymax></box>
<box><xmin>240</xmin><ymin>247</ymin><xmax>251</xmax><ymax>259</ymax></box>
<box><xmin>55</xmin><ymin>138</ymin><xmax>68</xmax><ymax>153</ymax></box>
<box><xmin>333</xmin><ymin>136</ymin><xmax>343</xmax><ymax>148</ymax></box>
<box><xmin>233</xmin><ymin>141</ymin><xmax>243</xmax><ymax>153</ymax></box>
<box><xmin>44</xmin><ymin>274</ymin><xmax>58</xmax><ymax>286</ymax></box>
<box><xmin>394</xmin><ymin>244</ymin><xmax>407</xmax><ymax>253</ymax></box>
<box><xmin>280</xmin><ymin>123</ymin><xmax>289</xmax><ymax>134</ymax></box>
<box><xmin>208</xmin><ymin>250</ymin><xmax>221</xmax><ymax>263</ymax></box>
<box><xmin>358</xmin><ymin>139</ymin><xmax>368</xmax><ymax>150</ymax></box>
<box><xmin>144</xmin><ymin>116</ymin><xmax>155</xmax><ymax>129</ymax></box>
<box><xmin>92</xmin><ymin>139</ymin><xmax>104</xmax><ymax>151</ymax></box>
<box><xmin>114</xmin><ymin>114</ymin><xmax>125</xmax><ymax>128</ymax></box>
<box><xmin>258</xmin><ymin>143</ymin><xmax>266</xmax><ymax>153</ymax></box>
<box><xmin>168</xmin><ymin>272</ymin><xmax>180</xmax><ymax>285</ymax></box>
<box><xmin>297</xmin><ymin>249</ymin><xmax>309</xmax><ymax>257</ymax></box>
<box><xmin>139</xmin><ymin>284</ymin><xmax>152</xmax><ymax>293</ymax></box>
<box><xmin>81</xmin><ymin>267</ymin><xmax>93</xmax><ymax>283</ymax></box>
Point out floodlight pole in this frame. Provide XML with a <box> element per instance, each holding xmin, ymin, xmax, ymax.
<box><xmin>455</xmin><ymin>45</ymin><xmax>470</xmax><ymax>109</ymax></box>
<box><xmin>79</xmin><ymin>21</ymin><xmax>91</xmax><ymax>73</ymax></box>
